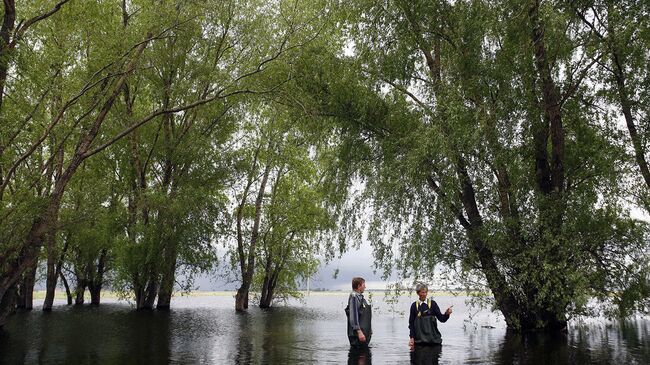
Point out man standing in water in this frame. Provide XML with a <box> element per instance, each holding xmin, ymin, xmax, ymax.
<box><xmin>346</xmin><ymin>277</ymin><xmax>372</xmax><ymax>347</ymax></box>
<box><xmin>408</xmin><ymin>282</ymin><xmax>452</xmax><ymax>350</ymax></box>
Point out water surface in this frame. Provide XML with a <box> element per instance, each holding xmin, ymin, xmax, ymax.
<box><xmin>0</xmin><ymin>294</ymin><xmax>648</xmax><ymax>364</ymax></box>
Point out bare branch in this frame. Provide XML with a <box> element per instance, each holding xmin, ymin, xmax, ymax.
<box><xmin>560</xmin><ymin>53</ymin><xmax>602</xmax><ymax>106</ymax></box>
<box><xmin>11</xmin><ymin>0</ymin><xmax>73</xmax><ymax>47</ymax></box>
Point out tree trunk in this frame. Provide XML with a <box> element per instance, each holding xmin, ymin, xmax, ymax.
<box><xmin>235</xmin><ymin>286</ymin><xmax>250</xmax><ymax>312</ymax></box>
<box><xmin>156</xmin><ymin>244</ymin><xmax>177</xmax><ymax>310</ymax></box>
<box><xmin>235</xmin><ymin>163</ymin><xmax>272</xmax><ymax>312</ymax></box>
<box><xmin>60</xmin><ymin>271</ymin><xmax>72</xmax><ymax>305</ymax></box>
<box><xmin>143</xmin><ymin>278</ymin><xmax>158</xmax><ymax>310</ymax></box>
<box><xmin>259</xmin><ymin>288</ymin><xmax>271</xmax><ymax>308</ymax></box>
<box><xmin>132</xmin><ymin>263</ymin><xmax>159</xmax><ymax>311</ymax></box>
<box><xmin>259</xmin><ymin>256</ymin><xmax>273</xmax><ymax>309</ymax></box>
<box><xmin>0</xmin><ymin>284</ymin><xmax>17</xmax><ymax>327</ymax></box>
<box><xmin>0</xmin><ymin>195</ymin><xmax>61</xmax><ymax>327</ymax></box>
<box><xmin>74</xmin><ymin>277</ymin><xmax>87</xmax><ymax>305</ymax></box>
<box><xmin>259</xmin><ymin>239</ymin><xmax>290</xmax><ymax>309</ymax></box>
<box><xmin>135</xmin><ymin>270</ymin><xmax>158</xmax><ymax>310</ymax></box>
<box><xmin>609</xmin><ymin>52</ymin><xmax>650</xmax><ymax>189</ymax></box>
<box><xmin>16</xmin><ymin>264</ymin><xmax>36</xmax><ymax>310</ymax></box>
<box><xmin>88</xmin><ymin>283</ymin><xmax>101</xmax><ymax>306</ymax></box>
<box><xmin>42</xmin><ymin>228</ymin><xmax>59</xmax><ymax>311</ymax></box>
<box><xmin>88</xmin><ymin>249</ymin><xmax>107</xmax><ymax>305</ymax></box>
<box><xmin>42</xmin><ymin>262</ymin><xmax>56</xmax><ymax>311</ymax></box>
<box><xmin>0</xmin><ymin>0</ymin><xmax>16</xmax><ymax>113</ymax></box>
<box><xmin>529</xmin><ymin>0</ymin><xmax>565</xmax><ymax>196</ymax></box>
<box><xmin>259</xmin><ymin>270</ymin><xmax>280</xmax><ymax>309</ymax></box>
<box><xmin>259</xmin><ymin>286</ymin><xmax>273</xmax><ymax>309</ymax></box>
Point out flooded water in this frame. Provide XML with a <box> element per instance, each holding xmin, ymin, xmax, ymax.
<box><xmin>0</xmin><ymin>293</ymin><xmax>648</xmax><ymax>364</ymax></box>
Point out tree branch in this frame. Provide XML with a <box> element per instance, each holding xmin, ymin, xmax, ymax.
<box><xmin>11</xmin><ymin>0</ymin><xmax>72</xmax><ymax>47</ymax></box>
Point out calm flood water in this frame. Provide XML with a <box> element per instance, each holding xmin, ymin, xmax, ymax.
<box><xmin>0</xmin><ymin>294</ymin><xmax>648</xmax><ymax>364</ymax></box>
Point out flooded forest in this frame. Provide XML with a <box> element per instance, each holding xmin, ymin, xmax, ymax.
<box><xmin>0</xmin><ymin>1</ymin><xmax>649</xmax><ymax>361</ymax></box>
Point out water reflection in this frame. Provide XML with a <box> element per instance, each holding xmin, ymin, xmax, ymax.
<box><xmin>485</xmin><ymin>320</ymin><xmax>650</xmax><ymax>365</ymax></box>
<box><xmin>234</xmin><ymin>313</ymin><xmax>253</xmax><ymax>363</ymax></box>
<box><xmin>0</xmin><ymin>296</ymin><xmax>648</xmax><ymax>364</ymax></box>
<box><xmin>618</xmin><ymin>319</ymin><xmax>650</xmax><ymax>361</ymax></box>
<box><xmin>0</xmin><ymin>305</ymin><xmax>173</xmax><ymax>364</ymax></box>
<box><xmin>410</xmin><ymin>344</ymin><xmax>442</xmax><ymax>365</ymax></box>
<box><xmin>491</xmin><ymin>331</ymin><xmax>572</xmax><ymax>365</ymax></box>
<box><xmin>260</xmin><ymin>309</ymin><xmax>299</xmax><ymax>363</ymax></box>
<box><xmin>348</xmin><ymin>346</ymin><xmax>372</xmax><ymax>365</ymax></box>
<box><xmin>232</xmin><ymin>308</ymin><xmax>303</xmax><ymax>363</ymax></box>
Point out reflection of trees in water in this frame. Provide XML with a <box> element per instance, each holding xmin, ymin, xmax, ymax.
<box><xmin>235</xmin><ymin>313</ymin><xmax>254</xmax><ymax>363</ymax></box>
<box><xmin>488</xmin><ymin>323</ymin><xmax>650</xmax><ymax>365</ymax></box>
<box><xmin>0</xmin><ymin>310</ymin><xmax>33</xmax><ymax>363</ymax></box>
<box><xmin>234</xmin><ymin>308</ymin><xmax>301</xmax><ymax>363</ymax></box>
<box><xmin>564</xmin><ymin>319</ymin><xmax>650</xmax><ymax>364</ymax></box>
<box><xmin>128</xmin><ymin>311</ymin><xmax>171</xmax><ymax>364</ymax></box>
<box><xmin>0</xmin><ymin>306</ymin><xmax>173</xmax><ymax>363</ymax></box>
<box><xmin>260</xmin><ymin>309</ymin><xmax>299</xmax><ymax>363</ymax></box>
<box><xmin>614</xmin><ymin>319</ymin><xmax>650</xmax><ymax>363</ymax></box>
<box><xmin>117</xmin><ymin>309</ymin><xmax>171</xmax><ymax>363</ymax></box>
<box><xmin>490</xmin><ymin>331</ymin><xmax>572</xmax><ymax>364</ymax></box>
<box><xmin>409</xmin><ymin>345</ymin><xmax>441</xmax><ymax>365</ymax></box>
<box><xmin>2</xmin><ymin>306</ymin><xmax>649</xmax><ymax>364</ymax></box>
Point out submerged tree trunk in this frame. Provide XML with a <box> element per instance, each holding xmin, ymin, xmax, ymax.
<box><xmin>43</xmin><ymin>232</ymin><xmax>58</xmax><ymax>311</ymax></box>
<box><xmin>135</xmin><ymin>269</ymin><xmax>159</xmax><ymax>310</ymax></box>
<box><xmin>235</xmin><ymin>162</ymin><xmax>272</xmax><ymax>312</ymax></box>
<box><xmin>235</xmin><ymin>287</ymin><xmax>250</xmax><ymax>311</ymax></box>
<box><xmin>0</xmin><ymin>197</ymin><xmax>62</xmax><ymax>326</ymax></box>
<box><xmin>87</xmin><ymin>249</ymin><xmax>107</xmax><ymax>305</ymax></box>
<box><xmin>156</xmin><ymin>244</ymin><xmax>177</xmax><ymax>310</ymax></box>
<box><xmin>259</xmin><ymin>270</ymin><xmax>279</xmax><ymax>309</ymax></box>
<box><xmin>0</xmin><ymin>284</ymin><xmax>17</xmax><ymax>326</ymax></box>
<box><xmin>16</xmin><ymin>264</ymin><xmax>36</xmax><ymax>310</ymax></box>
<box><xmin>88</xmin><ymin>283</ymin><xmax>101</xmax><ymax>306</ymax></box>
<box><xmin>60</xmin><ymin>272</ymin><xmax>72</xmax><ymax>305</ymax></box>
<box><xmin>43</xmin><ymin>225</ymin><xmax>68</xmax><ymax>311</ymax></box>
<box><xmin>259</xmin><ymin>255</ymin><xmax>274</xmax><ymax>309</ymax></box>
<box><xmin>74</xmin><ymin>276</ymin><xmax>87</xmax><ymax>306</ymax></box>
<box><xmin>259</xmin><ymin>236</ymin><xmax>291</xmax><ymax>309</ymax></box>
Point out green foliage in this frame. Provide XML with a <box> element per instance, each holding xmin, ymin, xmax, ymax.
<box><xmin>1</xmin><ymin>0</ymin><xmax>648</xmax><ymax>327</ymax></box>
<box><xmin>288</xmin><ymin>0</ymin><xmax>650</xmax><ymax>328</ymax></box>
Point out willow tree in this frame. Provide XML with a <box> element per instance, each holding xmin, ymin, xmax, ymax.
<box><xmin>251</xmin><ymin>114</ymin><xmax>336</xmax><ymax>308</ymax></box>
<box><xmin>109</xmin><ymin>0</ymin><xmax>235</xmax><ymax>311</ymax></box>
<box><xmin>0</xmin><ymin>0</ymin><xmax>179</xmax><ymax>319</ymax></box>
<box><xmin>0</xmin><ymin>0</ymin><xmax>301</xmax><ymax>325</ymax></box>
<box><xmin>290</xmin><ymin>0</ymin><xmax>649</xmax><ymax>330</ymax></box>
<box><xmin>57</xmin><ymin>157</ymin><xmax>124</xmax><ymax>306</ymax></box>
<box><xmin>227</xmin><ymin>109</ymin><xmax>330</xmax><ymax>311</ymax></box>
<box><xmin>0</xmin><ymin>0</ymin><xmax>137</xmax><ymax>321</ymax></box>
<box><xmin>106</xmin><ymin>0</ymin><xmax>338</xmax><ymax>311</ymax></box>
<box><xmin>570</xmin><ymin>1</ymin><xmax>650</xmax><ymax>209</ymax></box>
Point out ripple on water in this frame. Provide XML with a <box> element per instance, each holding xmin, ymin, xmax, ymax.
<box><xmin>0</xmin><ymin>295</ymin><xmax>648</xmax><ymax>364</ymax></box>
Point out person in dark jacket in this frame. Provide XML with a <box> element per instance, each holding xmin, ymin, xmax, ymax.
<box><xmin>346</xmin><ymin>277</ymin><xmax>372</xmax><ymax>347</ymax></box>
<box><xmin>408</xmin><ymin>283</ymin><xmax>452</xmax><ymax>350</ymax></box>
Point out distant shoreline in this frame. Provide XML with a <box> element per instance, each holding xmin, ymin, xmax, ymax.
<box><xmin>31</xmin><ymin>289</ymin><xmax>479</xmax><ymax>300</ymax></box>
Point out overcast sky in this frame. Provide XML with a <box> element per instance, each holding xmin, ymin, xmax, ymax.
<box><xmin>193</xmin><ymin>240</ymin><xmax>386</xmax><ymax>291</ymax></box>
